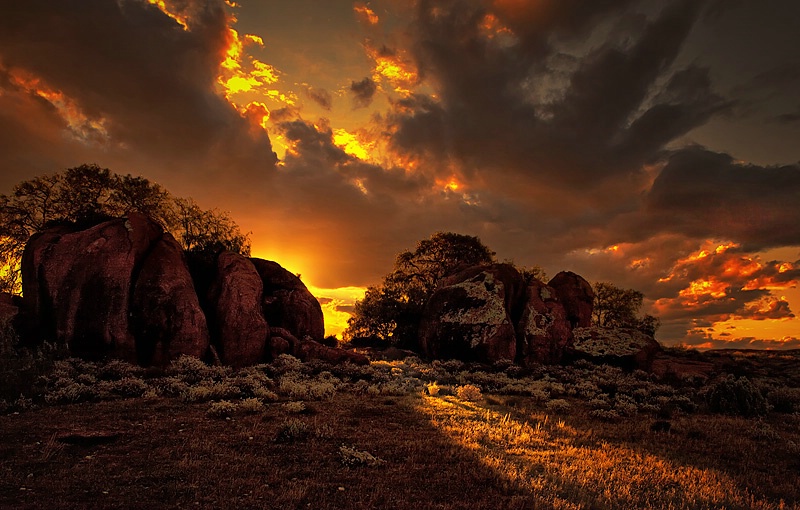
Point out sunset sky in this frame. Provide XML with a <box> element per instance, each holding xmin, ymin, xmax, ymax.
<box><xmin>1</xmin><ymin>0</ymin><xmax>799</xmax><ymax>348</ymax></box>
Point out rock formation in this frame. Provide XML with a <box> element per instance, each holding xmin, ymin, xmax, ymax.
<box><xmin>130</xmin><ymin>233</ymin><xmax>210</xmax><ymax>365</ymax></box>
<box><xmin>548</xmin><ymin>271</ymin><xmax>595</xmax><ymax>329</ymax></box>
<box><xmin>250</xmin><ymin>258</ymin><xmax>324</xmax><ymax>342</ymax></box>
<box><xmin>208</xmin><ymin>251</ymin><xmax>269</xmax><ymax>368</ymax></box>
<box><xmin>419</xmin><ymin>265</ymin><xmax>660</xmax><ymax>369</ymax></box>
<box><xmin>570</xmin><ymin>326</ymin><xmax>661</xmax><ymax>370</ymax></box>
<box><xmin>516</xmin><ymin>280</ymin><xmax>572</xmax><ymax>365</ymax></box>
<box><xmin>17</xmin><ymin>212</ymin><xmax>357</xmax><ymax>368</ymax></box>
<box><xmin>419</xmin><ymin>264</ymin><xmax>521</xmax><ymax>364</ymax></box>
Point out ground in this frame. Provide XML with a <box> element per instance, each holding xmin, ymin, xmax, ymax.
<box><xmin>1</xmin><ymin>352</ymin><xmax>799</xmax><ymax>509</ymax></box>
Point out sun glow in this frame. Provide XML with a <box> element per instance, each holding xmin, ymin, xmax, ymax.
<box><xmin>332</xmin><ymin>129</ymin><xmax>374</xmax><ymax>161</ymax></box>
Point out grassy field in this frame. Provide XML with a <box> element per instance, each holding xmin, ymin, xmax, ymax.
<box><xmin>1</xmin><ymin>351</ymin><xmax>799</xmax><ymax>509</ymax></box>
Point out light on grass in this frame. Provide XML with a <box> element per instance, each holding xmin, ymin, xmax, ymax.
<box><xmin>417</xmin><ymin>394</ymin><xmax>787</xmax><ymax>509</ymax></box>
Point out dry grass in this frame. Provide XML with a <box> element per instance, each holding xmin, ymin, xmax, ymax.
<box><xmin>1</xmin><ymin>351</ymin><xmax>799</xmax><ymax>509</ymax></box>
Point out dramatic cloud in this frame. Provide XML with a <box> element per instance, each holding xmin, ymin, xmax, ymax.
<box><xmin>642</xmin><ymin>148</ymin><xmax>800</xmax><ymax>250</ymax></box>
<box><xmin>0</xmin><ymin>0</ymin><xmax>277</xmax><ymax>194</ymax></box>
<box><xmin>1</xmin><ymin>0</ymin><xmax>798</xmax><ymax>344</ymax></box>
<box><xmin>350</xmin><ymin>77</ymin><xmax>377</xmax><ymax>108</ymax></box>
<box><xmin>303</xmin><ymin>85</ymin><xmax>333</xmax><ymax>111</ymax></box>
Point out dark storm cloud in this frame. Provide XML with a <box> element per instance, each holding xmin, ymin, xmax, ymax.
<box><xmin>303</xmin><ymin>85</ymin><xmax>333</xmax><ymax>110</ymax></box>
<box><xmin>773</xmin><ymin>107</ymin><xmax>800</xmax><ymax>124</ymax></box>
<box><xmin>0</xmin><ymin>0</ymin><xmax>277</xmax><ymax>182</ymax></box>
<box><xmin>349</xmin><ymin>77</ymin><xmax>377</xmax><ymax>108</ymax></box>
<box><xmin>387</xmin><ymin>0</ymin><xmax>725</xmax><ymax>194</ymax></box>
<box><xmin>643</xmin><ymin>147</ymin><xmax>800</xmax><ymax>250</ymax></box>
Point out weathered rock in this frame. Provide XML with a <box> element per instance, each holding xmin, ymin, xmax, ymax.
<box><xmin>250</xmin><ymin>258</ymin><xmax>324</xmax><ymax>341</ymax></box>
<box><xmin>208</xmin><ymin>252</ymin><xmax>269</xmax><ymax>368</ymax></box>
<box><xmin>131</xmin><ymin>233</ymin><xmax>210</xmax><ymax>366</ymax></box>
<box><xmin>419</xmin><ymin>264</ymin><xmax>521</xmax><ymax>363</ymax></box>
<box><xmin>548</xmin><ymin>271</ymin><xmax>594</xmax><ymax>329</ymax></box>
<box><xmin>269</xmin><ymin>326</ymin><xmax>302</xmax><ymax>356</ymax></box>
<box><xmin>21</xmin><ymin>225</ymin><xmax>80</xmax><ymax>341</ymax></box>
<box><xmin>517</xmin><ymin>280</ymin><xmax>572</xmax><ymax>364</ymax></box>
<box><xmin>570</xmin><ymin>326</ymin><xmax>661</xmax><ymax>370</ymax></box>
<box><xmin>297</xmin><ymin>339</ymin><xmax>370</xmax><ymax>366</ymax></box>
<box><xmin>21</xmin><ymin>213</ymin><xmax>162</xmax><ymax>361</ymax></box>
<box><xmin>268</xmin><ymin>335</ymin><xmax>292</xmax><ymax>360</ymax></box>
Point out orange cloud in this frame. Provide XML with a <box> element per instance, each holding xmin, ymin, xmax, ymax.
<box><xmin>366</xmin><ymin>46</ymin><xmax>418</xmax><ymax>95</ymax></box>
<box><xmin>354</xmin><ymin>4</ymin><xmax>379</xmax><ymax>25</ymax></box>
<box><xmin>147</xmin><ymin>0</ymin><xmax>189</xmax><ymax>30</ymax></box>
<box><xmin>651</xmin><ymin>240</ymin><xmax>800</xmax><ymax>346</ymax></box>
<box><xmin>8</xmin><ymin>70</ymin><xmax>108</xmax><ymax>144</ymax></box>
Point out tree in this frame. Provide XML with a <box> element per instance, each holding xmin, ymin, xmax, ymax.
<box><xmin>343</xmin><ymin>232</ymin><xmax>495</xmax><ymax>347</ymax></box>
<box><xmin>592</xmin><ymin>282</ymin><xmax>660</xmax><ymax>336</ymax></box>
<box><xmin>0</xmin><ymin>165</ymin><xmax>250</xmax><ymax>294</ymax></box>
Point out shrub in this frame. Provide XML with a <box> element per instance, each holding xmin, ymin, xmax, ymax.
<box><xmin>545</xmin><ymin>399</ymin><xmax>571</xmax><ymax>414</ymax></box>
<box><xmin>103</xmin><ymin>377</ymin><xmax>150</xmax><ymax>398</ymax></box>
<box><xmin>456</xmin><ymin>384</ymin><xmax>482</xmax><ymax>402</ymax></box>
<box><xmin>207</xmin><ymin>400</ymin><xmax>237</xmax><ymax>418</ymax></box>
<box><xmin>704</xmin><ymin>375</ymin><xmax>769</xmax><ymax>416</ymax></box>
<box><xmin>275</xmin><ymin>418</ymin><xmax>308</xmax><ymax>443</ymax></box>
<box><xmin>238</xmin><ymin>398</ymin><xmax>265</xmax><ymax>414</ymax></box>
<box><xmin>167</xmin><ymin>354</ymin><xmax>214</xmax><ymax>384</ymax></box>
<box><xmin>589</xmin><ymin>409</ymin><xmax>621</xmax><ymax>422</ymax></box>
<box><xmin>767</xmin><ymin>387</ymin><xmax>800</xmax><ymax>413</ymax></box>
<box><xmin>282</xmin><ymin>401</ymin><xmax>306</xmax><ymax>413</ymax></box>
<box><xmin>272</xmin><ymin>354</ymin><xmax>303</xmax><ymax>374</ymax></box>
<box><xmin>44</xmin><ymin>382</ymin><xmax>98</xmax><ymax>405</ymax></box>
<box><xmin>98</xmin><ymin>359</ymin><xmax>142</xmax><ymax>381</ymax></box>
<box><xmin>182</xmin><ymin>381</ymin><xmax>241</xmax><ymax>403</ymax></box>
<box><xmin>339</xmin><ymin>445</ymin><xmax>385</xmax><ymax>467</ymax></box>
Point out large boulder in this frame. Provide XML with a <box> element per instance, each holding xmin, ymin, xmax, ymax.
<box><xmin>130</xmin><ymin>233</ymin><xmax>210</xmax><ymax>366</ymax></box>
<box><xmin>517</xmin><ymin>280</ymin><xmax>572</xmax><ymax>364</ymax></box>
<box><xmin>548</xmin><ymin>271</ymin><xmax>594</xmax><ymax>329</ymax></box>
<box><xmin>21</xmin><ymin>225</ymin><xmax>82</xmax><ymax>342</ymax></box>
<box><xmin>21</xmin><ymin>213</ymin><xmax>162</xmax><ymax>361</ymax></box>
<box><xmin>250</xmin><ymin>258</ymin><xmax>324</xmax><ymax>341</ymax></box>
<box><xmin>207</xmin><ymin>252</ymin><xmax>269</xmax><ymax>368</ymax></box>
<box><xmin>570</xmin><ymin>326</ymin><xmax>661</xmax><ymax>370</ymax></box>
<box><xmin>419</xmin><ymin>264</ymin><xmax>522</xmax><ymax>363</ymax></box>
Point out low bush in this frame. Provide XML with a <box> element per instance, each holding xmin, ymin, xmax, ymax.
<box><xmin>704</xmin><ymin>375</ymin><xmax>769</xmax><ymax>416</ymax></box>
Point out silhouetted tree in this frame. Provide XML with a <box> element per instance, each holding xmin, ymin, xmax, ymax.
<box><xmin>0</xmin><ymin>164</ymin><xmax>250</xmax><ymax>294</ymax></box>
<box><xmin>343</xmin><ymin>232</ymin><xmax>495</xmax><ymax>347</ymax></box>
<box><xmin>592</xmin><ymin>282</ymin><xmax>660</xmax><ymax>336</ymax></box>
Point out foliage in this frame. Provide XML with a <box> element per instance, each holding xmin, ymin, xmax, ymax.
<box><xmin>344</xmin><ymin>232</ymin><xmax>495</xmax><ymax>347</ymax></box>
<box><xmin>0</xmin><ymin>164</ymin><xmax>250</xmax><ymax>294</ymax></box>
<box><xmin>591</xmin><ymin>282</ymin><xmax>660</xmax><ymax>335</ymax></box>
<box><xmin>703</xmin><ymin>374</ymin><xmax>769</xmax><ymax>416</ymax></box>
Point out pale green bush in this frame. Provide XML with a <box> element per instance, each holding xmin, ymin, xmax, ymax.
<box><xmin>207</xmin><ymin>400</ymin><xmax>237</xmax><ymax>418</ymax></box>
<box><xmin>238</xmin><ymin>397</ymin><xmax>265</xmax><ymax>414</ymax></box>
<box><xmin>339</xmin><ymin>445</ymin><xmax>385</xmax><ymax>467</ymax></box>
<box><xmin>545</xmin><ymin>399</ymin><xmax>571</xmax><ymax>414</ymax></box>
<box><xmin>275</xmin><ymin>418</ymin><xmax>308</xmax><ymax>442</ymax></box>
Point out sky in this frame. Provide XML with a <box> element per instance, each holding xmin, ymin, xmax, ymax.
<box><xmin>1</xmin><ymin>0</ymin><xmax>799</xmax><ymax>348</ymax></box>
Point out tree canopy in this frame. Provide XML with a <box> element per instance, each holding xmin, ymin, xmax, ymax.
<box><xmin>591</xmin><ymin>281</ymin><xmax>660</xmax><ymax>336</ymax></box>
<box><xmin>344</xmin><ymin>232</ymin><xmax>495</xmax><ymax>347</ymax></box>
<box><xmin>0</xmin><ymin>164</ymin><xmax>250</xmax><ymax>294</ymax></box>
